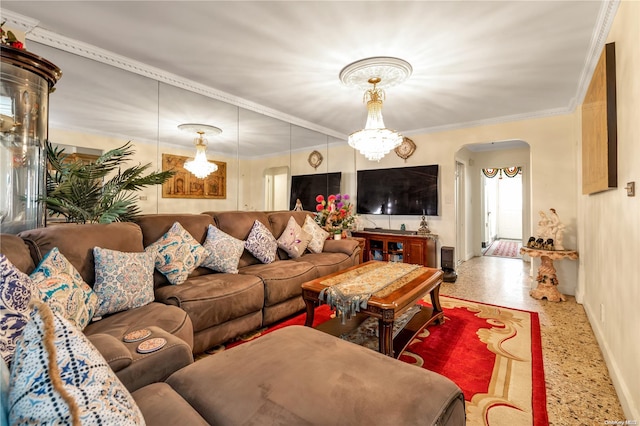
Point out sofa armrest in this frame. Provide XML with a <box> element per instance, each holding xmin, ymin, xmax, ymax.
<box><xmin>87</xmin><ymin>333</ymin><xmax>132</xmax><ymax>372</ymax></box>
<box><xmin>322</xmin><ymin>238</ymin><xmax>359</xmax><ymax>255</ymax></box>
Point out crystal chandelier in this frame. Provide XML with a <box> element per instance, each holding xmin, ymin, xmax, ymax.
<box><xmin>340</xmin><ymin>57</ymin><xmax>412</xmax><ymax>162</ymax></box>
<box><xmin>178</xmin><ymin>124</ymin><xmax>221</xmax><ymax>179</ymax></box>
<box><xmin>348</xmin><ymin>77</ymin><xmax>403</xmax><ymax>161</ymax></box>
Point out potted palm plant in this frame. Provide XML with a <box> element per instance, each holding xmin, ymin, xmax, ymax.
<box><xmin>44</xmin><ymin>140</ymin><xmax>175</xmax><ymax>224</ymax></box>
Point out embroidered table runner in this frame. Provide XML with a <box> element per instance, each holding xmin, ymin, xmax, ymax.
<box><xmin>319</xmin><ymin>262</ymin><xmax>423</xmax><ymax>323</ymax></box>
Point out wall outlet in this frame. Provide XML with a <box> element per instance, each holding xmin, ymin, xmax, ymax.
<box><xmin>625</xmin><ymin>181</ymin><xmax>635</xmax><ymax>197</ymax></box>
<box><xmin>600</xmin><ymin>303</ymin><xmax>605</xmax><ymax>323</ymax></box>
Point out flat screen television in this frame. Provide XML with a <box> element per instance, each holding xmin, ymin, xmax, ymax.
<box><xmin>289</xmin><ymin>172</ymin><xmax>342</xmax><ymax>211</ymax></box>
<box><xmin>356</xmin><ymin>165</ymin><xmax>439</xmax><ymax>215</ymax></box>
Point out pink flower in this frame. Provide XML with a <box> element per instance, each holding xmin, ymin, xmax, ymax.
<box><xmin>315</xmin><ymin>195</ymin><xmax>324</xmax><ymax>203</ymax></box>
<box><xmin>316</xmin><ymin>204</ymin><xmax>324</xmax><ymax>212</ymax></box>
<box><xmin>327</xmin><ymin>195</ymin><xmax>337</xmax><ymax>203</ymax></box>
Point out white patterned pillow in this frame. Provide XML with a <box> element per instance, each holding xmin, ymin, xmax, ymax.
<box><xmin>201</xmin><ymin>225</ymin><xmax>244</xmax><ymax>273</ymax></box>
<box><xmin>145</xmin><ymin>222</ymin><xmax>207</xmax><ymax>285</ymax></box>
<box><xmin>93</xmin><ymin>247</ymin><xmax>155</xmax><ymax>317</ymax></box>
<box><xmin>0</xmin><ymin>254</ymin><xmax>36</xmax><ymax>365</ymax></box>
<box><xmin>245</xmin><ymin>220</ymin><xmax>278</xmax><ymax>264</ymax></box>
<box><xmin>277</xmin><ymin>216</ymin><xmax>312</xmax><ymax>259</ymax></box>
<box><xmin>30</xmin><ymin>248</ymin><xmax>98</xmax><ymax>330</ymax></box>
<box><xmin>303</xmin><ymin>215</ymin><xmax>329</xmax><ymax>253</ymax></box>
<box><xmin>8</xmin><ymin>301</ymin><xmax>144</xmax><ymax>425</ymax></box>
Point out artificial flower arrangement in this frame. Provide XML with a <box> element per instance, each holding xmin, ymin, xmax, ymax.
<box><xmin>0</xmin><ymin>21</ymin><xmax>25</xmax><ymax>50</ymax></box>
<box><xmin>315</xmin><ymin>193</ymin><xmax>356</xmax><ymax>234</ymax></box>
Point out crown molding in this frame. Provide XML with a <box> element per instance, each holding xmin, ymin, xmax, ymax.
<box><xmin>570</xmin><ymin>0</ymin><xmax>619</xmax><ymax>110</ymax></box>
<box><xmin>0</xmin><ymin>9</ymin><xmax>39</xmax><ymax>33</ymax></box>
<box><xmin>404</xmin><ymin>106</ymin><xmax>573</xmax><ymax>136</ymax></box>
<box><xmin>3</xmin><ymin>9</ymin><xmax>347</xmax><ymax>141</ymax></box>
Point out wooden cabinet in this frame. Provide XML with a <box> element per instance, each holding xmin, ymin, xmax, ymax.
<box><xmin>352</xmin><ymin>231</ymin><xmax>438</xmax><ymax>267</ymax></box>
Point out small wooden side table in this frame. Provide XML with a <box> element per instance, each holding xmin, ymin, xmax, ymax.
<box><xmin>520</xmin><ymin>247</ymin><xmax>578</xmax><ymax>302</ymax></box>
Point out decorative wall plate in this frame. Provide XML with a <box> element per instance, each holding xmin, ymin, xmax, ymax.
<box><xmin>394</xmin><ymin>137</ymin><xmax>416</xmax><ymax>161</ymax></box>
<box><xmin>308</xmin><ymin>150</ymin><xmax>323</xmax><ymax>169</ymax></box>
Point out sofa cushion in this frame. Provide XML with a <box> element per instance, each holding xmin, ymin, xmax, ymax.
<box><xmin>240</xmin><ymin>260</ymin><xmax>317</xmax><ymax>307</ymax></box>
<box><xmin>292</xmin><ymin>251</ymin><xmax>355</xmax><ymax>277</ymax></box>
<box><xmin>30</xmin><ymin>247</ymin><xmax>98</xmax><ymax>330</ymax></box>
<box><xmin>245</xmin><ymin>220</ymin><xmax>278</xmax><ymax>264</ymax></box>
<box><xmin>93</xmin><ymin>247</ymin><xmax>155</xmax><ymax>317</ymax></box>
<box><xmin>8</xmin><ymin>301</ymin><xmax>144</xmax><ymax>425</ymax></box>
<box><xmin>0</xmin><ymin>234</ymin><xmax>34</xmax><ymax>274</ymax></box>
<box><xmin>302</xmin><ymin>214</ymin><xmax>329</xmax><ymax>253</ymax></box>
<box><xmin>155</xmin><ymin>273</ymin><xmax>264</xmax><ymax>333</ymax></box>
<box><xmin>201</xmin><ymin>225</ymin><xmax>244</xmax><ymax>274</ymax></box>
<box><xmin>18</xmin><ymin>222</ymin><xmax>145</xmax><ymax>285</ymax></box>
<box><xmin>0</xmin><ymin>254</ymin><xmax>36</xmax><ymax>365</ymax></box>
<box><xmin>132</xmin><ymin>382</ymin><xmax>208</xmax><ymax>426</ymax></box>
<box><xmin>0</xmin><ymin>357</ymin><xmax>8</xmax><ymax>426</ymax></box>
<box><xmin>145</xmin><ymin>222</ymin><xmax>207</xmax><ymax>285</ymax></box>
<box><xmin>277</xmin><ymin>216</ymin><xmax>312</xmax><ymax>259</ymax></box>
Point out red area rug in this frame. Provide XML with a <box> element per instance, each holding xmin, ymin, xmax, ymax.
<box><xmin>208</xmin><ymin>296</ymin><xmax>548</xmax><ymax>426</ymax></box>
<box><xmin>484</xmin><ymin>239</ymin><xmax>523</xmax><ymax>259</ymax></box>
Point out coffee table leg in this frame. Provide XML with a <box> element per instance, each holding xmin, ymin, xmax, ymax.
<box><xmin>378</xmin><ymin>316</ymin><xmax>394</xmax><ymax>357</ymax></box>
<box><xmin>303</xmin><ymin>297</ymin><xmax>317</xmax><ymax>327</ymax></box>
<box><xmin>430</xmin><ymin>284</ymin><xmax>444</xmax><ymax>325</ymax></box>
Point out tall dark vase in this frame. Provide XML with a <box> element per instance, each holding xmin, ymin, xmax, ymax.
<box><xmin>0</xmin><ymin>45</ymin><xmax>61</xmax><ymax>233</ymax></box>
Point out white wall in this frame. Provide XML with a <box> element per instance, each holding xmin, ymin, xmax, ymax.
<box><xmin>577</xmin><ymin>1</ymin><xmax>639</xmax><ymax>419</ymax></box>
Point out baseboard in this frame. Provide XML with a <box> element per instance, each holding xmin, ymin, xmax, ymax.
<box><xmin>583</xmin><ymin>301</ymin><xmax>638</xmax><ymax>420</ymax></box>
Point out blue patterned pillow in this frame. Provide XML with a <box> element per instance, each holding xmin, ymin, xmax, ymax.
<box><xmin>0</xmin><ymin>254</ymin><xmax>36</xmax><ymax>366</ymax></box>
<box><xmin>245</xmin><ymin>220</ymin><xmax>278</xmax><ymax>264</ymax></box>
<box><xmin>8</xmin><ymin>301</ymin><xmax>144</xmax><ymax>425</ymax></box>
<box><xmin>30</xmin><ymin>248</ymin><xmax>97</xmax><ymax>330</ymax></box>
<box><xmin>201</xmin><ymin>225</ymin><xmax>244</xmax><ymax>273</ymax></box>
<box><xmin>93</xmin><ymin>247</ymin><xmax>155</xmax><ymax>317</ymax></box>
<box><xmin>145</xmin><ymin>221</ymin><xmax>207</xmax><ymax>285</ymax></box>
<box><xmin>277</xmin><ymin>216</ymin><xmax>312</xmax><ymax>258</ymax></box>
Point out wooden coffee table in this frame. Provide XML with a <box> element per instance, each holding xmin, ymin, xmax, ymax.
<box><xmin>301</xmin><ymin>261</ymin><xmax>444</xmax><ymax>358</ymax></box>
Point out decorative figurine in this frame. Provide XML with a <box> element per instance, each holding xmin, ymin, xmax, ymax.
<box><xmin>293</xmin><ymin>198</ymin><xmax>303</xmax><ymax>211</ymax></box>
<box><xmin>417</xmin><ymin>214</ymin><xmax>430</xmax><ymax>235</ymax></box>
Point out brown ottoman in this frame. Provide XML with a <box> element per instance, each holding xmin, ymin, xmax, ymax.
<box><xmin>166</xmin><ymin>326</ymin><xmax>465</xmax><ymax>425</ymax></box>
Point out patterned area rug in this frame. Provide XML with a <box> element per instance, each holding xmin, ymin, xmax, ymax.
<box><xmin>483</xmin><ymin>239</ymin><xmax>523</xmax><ymax>259</ymax></box>
<box><xmin>204</xmin><ymin>296</ymin><xmax>547</xmax><ymax>426</ymax></box>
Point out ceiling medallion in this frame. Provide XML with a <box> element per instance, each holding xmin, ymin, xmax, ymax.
<box><xmin>308</xmin><ymin>150</ymin><xmax>323</xmax><ymax>169</ymax></box>
<box><xmin>394</xmin><ymin>137</ymin><xmax>416</xmax><ymax>161</ymax></box>
<box><xmin>339</xmin><ymin>57</ymin><xmax>413</xmax><ymax>91</ymax></box>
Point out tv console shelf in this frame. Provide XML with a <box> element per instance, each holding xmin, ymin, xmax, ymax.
<box><xmin>352</xmin><ymin>230</ymin><xmax>438</xmax><ymax>268</ymax></box>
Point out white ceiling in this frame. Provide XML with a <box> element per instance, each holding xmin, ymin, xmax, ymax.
<box><xmin>1</xmin><ymin>1</ymin><xmax>615</xmax><ymax>154</ymax></box>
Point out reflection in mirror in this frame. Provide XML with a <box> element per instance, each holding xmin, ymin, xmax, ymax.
<box><xmin>289</xmin><ymin>125</ymin><xmax>331</xmax><ymax>212</ymax></box>
<box><xmin>238</xmin><ymin>108</ymin><xmax>291</xmax><ymax>211</ymax></box>
<box><xmin>24</xmin><ymin>42</ymin><xmax>161</xmax><ymax>214</ymax></box>
<box><xmin>157</xmin><ymin>82</ymin><xmax>239</xmax><ymax>212</ymax></box>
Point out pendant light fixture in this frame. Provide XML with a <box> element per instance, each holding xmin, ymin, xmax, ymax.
<box><xmin>340</xmin><ymin>57</ymin><xmax>412</xmax><ymax>161</ymax></box>
<box><xmin>178</xmin><ymin>123</ymin><xmax>221</xmax><ymax>179</ymax></box>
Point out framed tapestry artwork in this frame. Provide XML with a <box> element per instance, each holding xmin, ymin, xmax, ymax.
<box><xmin>162</xmin><ymin>153</ymin><xmax>226</xmax><ymax>199</ymax></box>
<box><xmin>582</xmin><ymin>42</ymin><xmax>617</xmax><ymax>195</ymax></box>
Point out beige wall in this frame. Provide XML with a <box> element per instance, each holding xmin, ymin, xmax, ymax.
<box><xmin>578</xmin><ymin>1</ymin><xmax>639</xmax><ymax>419</ymax></box>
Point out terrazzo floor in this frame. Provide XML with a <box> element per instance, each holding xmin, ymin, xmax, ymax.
<box><xmin>443</xmin><ymin>255</ymin><xmax>625</xmax><ymax>425</ymax></box>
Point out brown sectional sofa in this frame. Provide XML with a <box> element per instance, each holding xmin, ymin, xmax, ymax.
<box><xmin>1</xmin><ymin>211</ymin><xmax>466</xmax><ymax>425</ymax></box>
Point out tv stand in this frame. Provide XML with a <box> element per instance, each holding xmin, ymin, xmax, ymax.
<box><xmin>352</xmin><ymin>230</ymin><xmax>438</xmax><ymax>267</ymax></box>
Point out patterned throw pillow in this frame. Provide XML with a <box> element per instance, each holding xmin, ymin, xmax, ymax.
<box><xmin>30</xmin><ymin>248</ymin><xmax>98</xmax><ymax>330</ymax></box>
<box><xmin>0</xmin><ymin>254</ymin><xmax>36</xmax><ymax>365</ymax></box>
<box><xmin>277</xmin><ymin>216</ymin><xmax>312</xmax><ymax>259</ymax></box>
<box><xmin>93</xmin><ymin>247</ymin><xmax>155</xmax><ymax>317</ymax></box>
<box><xmin>201</xmin><ymin>225</ymin><xmax>244</xmax><ymax>273</ymax></box>
<box><xmin>245</xmin><ymin>220</ymin><xmax>278</xmax><ymax>264</ymax></box>
<box><xmin>303</xmin><ymin>215</ymin><xmax>329</xmax><ymax>253</ymax></box>
<box><xmin>145</xmin><ymin>221</ymin><xmax>207</xmax><ymax>285</ymax></box>
<box><xmin>8</xmin><ymin>301</ymin><xmax>144</xmax><ymax>425</ymax></box>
